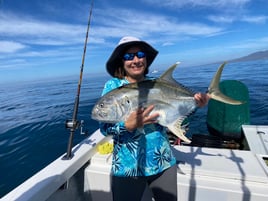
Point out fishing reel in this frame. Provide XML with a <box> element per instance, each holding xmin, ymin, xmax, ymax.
<box><xmin>65</xmin><ymin>119</ymin><xmax>87</xmax><ymax>135</ymax></box>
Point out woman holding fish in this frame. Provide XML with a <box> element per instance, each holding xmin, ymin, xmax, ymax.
<box><xmin>98</xmin><ymin>36</ymin><xmax>209</xmax><ymax>201</ymax></box>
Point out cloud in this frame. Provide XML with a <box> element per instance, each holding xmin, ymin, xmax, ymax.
<box><xmin>207</xmin><ymin>15</ymin><xmax>236</xmax><ymax>23</ymax></box>
<box><xmin>0</xmin><ymin>5</ymin><xmax>225</xmax><ymax>67</ymax></box>
<box><xmin>92</xmin><ymin>8</ymin><xmax>224</xmax><ymax>43</ymax></box>
<box><xmin>0</xmin><ymin>41</ymin><xmax>26</xmax><ymax>53</ymax></box>
<box><xmin>1</xmin><ymin>0</ymin><xmax>266</xmax><ymax>80</ymax></box>
<box><xmin>241</xmin><ymin>15</ymin><xmax>268</xmax><ymax>24</ymax></box>
<box><xmin>0</xmin><ymin>12</ymin><xmax>86</xmax><ymax>46</ymax></box>
<box><xmin>0</xmin><ymin>3</ymin><xmax>227</xmax><ymax>50</ymax></box>
<box><xmin>143</xmin><ymin>0</ymin><xmax>250</xmax><ymax>9</ymax></box>
<box><xmin>208</xmin><ymin>14</ymin><xmax>268</xmax><ymax>24</ymax></box>
<box><xmin>144</xmin><ymin>0</ymin><xmax>266</xmax><ymax>26</ymax></box>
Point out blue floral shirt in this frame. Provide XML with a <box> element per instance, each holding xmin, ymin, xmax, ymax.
<box><xmin>100</xmin><ymin>77</ymin><xmax>176</xmax><ymax>177</ymax></box>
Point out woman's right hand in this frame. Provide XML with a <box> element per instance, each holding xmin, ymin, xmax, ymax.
<box><xmin>124</xmin><ymin>105</ymin><xmax>159</xmax><ymax>132</ymax></box>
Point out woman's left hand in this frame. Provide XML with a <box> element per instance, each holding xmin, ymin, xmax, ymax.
<box><xmin>194</xmin><ymin>93</ymin><xmax>210</xmax><ymax>107</ymax></box>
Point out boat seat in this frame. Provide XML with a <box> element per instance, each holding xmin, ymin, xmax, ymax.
<box><xmin>206</xmin><ymin>80</ymin><xmax>250</xmax><ymax>142</ymax></box>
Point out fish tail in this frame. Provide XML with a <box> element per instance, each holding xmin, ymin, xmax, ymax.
<box><xmin>207</xmin><ymin>62</ymin><xmax>243</xmax><ymax>105</ymax></box>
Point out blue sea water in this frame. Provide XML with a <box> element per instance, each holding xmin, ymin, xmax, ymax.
<box><xmin>0</xmin><ymin>60</ymin><xmax>268</xmax><ymax>197</ymax></box>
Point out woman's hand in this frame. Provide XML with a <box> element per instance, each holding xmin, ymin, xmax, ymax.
<box><xmin>125</xmin><ymin>105</ymin><xmax>159</xmax><ymax>132</ymax></box>
<box><xmin>194</xmin><ymin>93</ymin><xmax>210</xmax><ymax>107</ymax></box>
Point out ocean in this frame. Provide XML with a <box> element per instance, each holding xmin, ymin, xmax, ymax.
<box><xmin>0</xmin><ymin>60</ymin><xmax>268</xmax><ymax>197</ymax></box>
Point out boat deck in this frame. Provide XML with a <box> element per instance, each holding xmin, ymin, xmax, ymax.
<box><xmin>2</xmin><ymin>126</ymin><xmax>268</xmax><ymax>201</ymax></box>
<box><xmin>86</xmin><ymin>133</ymin><xmax>268</xmax><ymax>201</ymax></box>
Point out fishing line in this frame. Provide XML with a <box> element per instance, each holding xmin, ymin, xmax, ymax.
<box><xmin>64</xmin><ymin>0</ymin><xmax>94</xmax><ymax>160</ymax></box>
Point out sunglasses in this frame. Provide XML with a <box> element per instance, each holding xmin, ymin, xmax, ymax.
<box><xmin>123</xmin><ymin>51</ymin><xmax>146</xmax><ymax>61</ymax></box>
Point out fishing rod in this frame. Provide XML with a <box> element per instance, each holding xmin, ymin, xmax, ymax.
<box><xmin>64</xmin><ymin>0</ymin><xmax>94</xmax><ymax>160</ymax></box>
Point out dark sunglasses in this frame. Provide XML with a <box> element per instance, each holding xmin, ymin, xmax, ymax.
<box><xmin>123</xmin><ymin>51</ymin><xmax>146</xmax><ymax>61</ymax></box>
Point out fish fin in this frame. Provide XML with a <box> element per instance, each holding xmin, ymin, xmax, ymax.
<box><xmin>208</xmin><ymin>62</ymin><xmax>243</xmax><ymax>105</ymax></box>
<box><xmin>159</xmin><ymin>62</ymin><xmax>194</xmax><ymax>94</ymax></box>
<box><xmin>159</xmin><ymin>62</ymin><xmax>181</xmax><ymax>85</ymax></box>
<box><xmin>167</xmin><ymin>117</ymin><xmax>191</xmax><ymax>143</ymax></box>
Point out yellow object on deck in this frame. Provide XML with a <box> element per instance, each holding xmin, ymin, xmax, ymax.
<box><xmin>97</xmin><ymin>142</ymin><xmax>113</xmax><ymax>154</ymax></box>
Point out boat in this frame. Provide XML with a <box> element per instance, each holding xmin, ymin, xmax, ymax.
<box><xmin>1</xmin><ymin>80</ymin><xmax>268</xmax><ymax>201</ymax></box>
<box><xmin>1</xmin><ymin>125</ymin><xmax>268</xmax><ymax>201</ymax></box>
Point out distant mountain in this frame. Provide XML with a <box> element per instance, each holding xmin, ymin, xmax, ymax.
<box><xmin>230</xmin><ymin>50</ymin><xmax>268</xmax><ymax>62</ymax></box>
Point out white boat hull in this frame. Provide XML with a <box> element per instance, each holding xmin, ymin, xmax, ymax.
<box><xmin>2</xmin><ymin>126</ymin><xmax>268</xmax><ymax>201</ymax></box>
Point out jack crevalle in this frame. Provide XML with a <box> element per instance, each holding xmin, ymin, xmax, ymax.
<box><xmin>91</xmin><ymin>62</ymin><xmax>242</xmax><ymax>143</ymax></box>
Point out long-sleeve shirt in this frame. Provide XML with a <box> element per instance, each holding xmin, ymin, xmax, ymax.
<box><xmin>99</xmin><ymin>77</ymin><xmax>176</xmax><ymax>177</ymax></box>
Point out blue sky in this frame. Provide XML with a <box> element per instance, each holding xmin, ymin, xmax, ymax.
<box><xmin>0</xmin><ymin>0</ymin><xmax>267</xmax><ymax>83</ymax></box>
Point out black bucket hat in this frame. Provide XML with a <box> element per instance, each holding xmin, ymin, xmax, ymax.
<box><xmin>106</xmin><ymin>36</ymin><xmax>158</xmax><ymax>77</ymax></box>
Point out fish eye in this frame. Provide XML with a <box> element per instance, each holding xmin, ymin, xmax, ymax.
<box><xmin>99</xmin><ymin>103</ymin><xmax>104</xmax><ymax>108</ymax></box>
<box><xmin>121</xmin><ymin>96</ymin><xmax>130</xmax><ymax>106</ymax></box>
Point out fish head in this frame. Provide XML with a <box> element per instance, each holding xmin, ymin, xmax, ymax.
<box><xmin>91</xmin><ymin>93</ymin><xmax>133</xmax><ymax>123</ymax></box>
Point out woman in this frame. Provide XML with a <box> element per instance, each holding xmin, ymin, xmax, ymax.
<box><xmin>100</xmin><ymin>36</ymin><xmax>209</xmax><ymax>201</ymax></box>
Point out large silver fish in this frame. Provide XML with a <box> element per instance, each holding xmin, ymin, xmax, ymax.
<box><xmin>91</xmin><ymin>62</ymin><xmax>242</xmax><ymax>143</ymax></box>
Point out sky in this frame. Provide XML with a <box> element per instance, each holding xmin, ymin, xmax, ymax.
<box><xmin>0</xmin><ymin>0</ymin><xmax>267</xmax><ymax>83</ymax></box>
